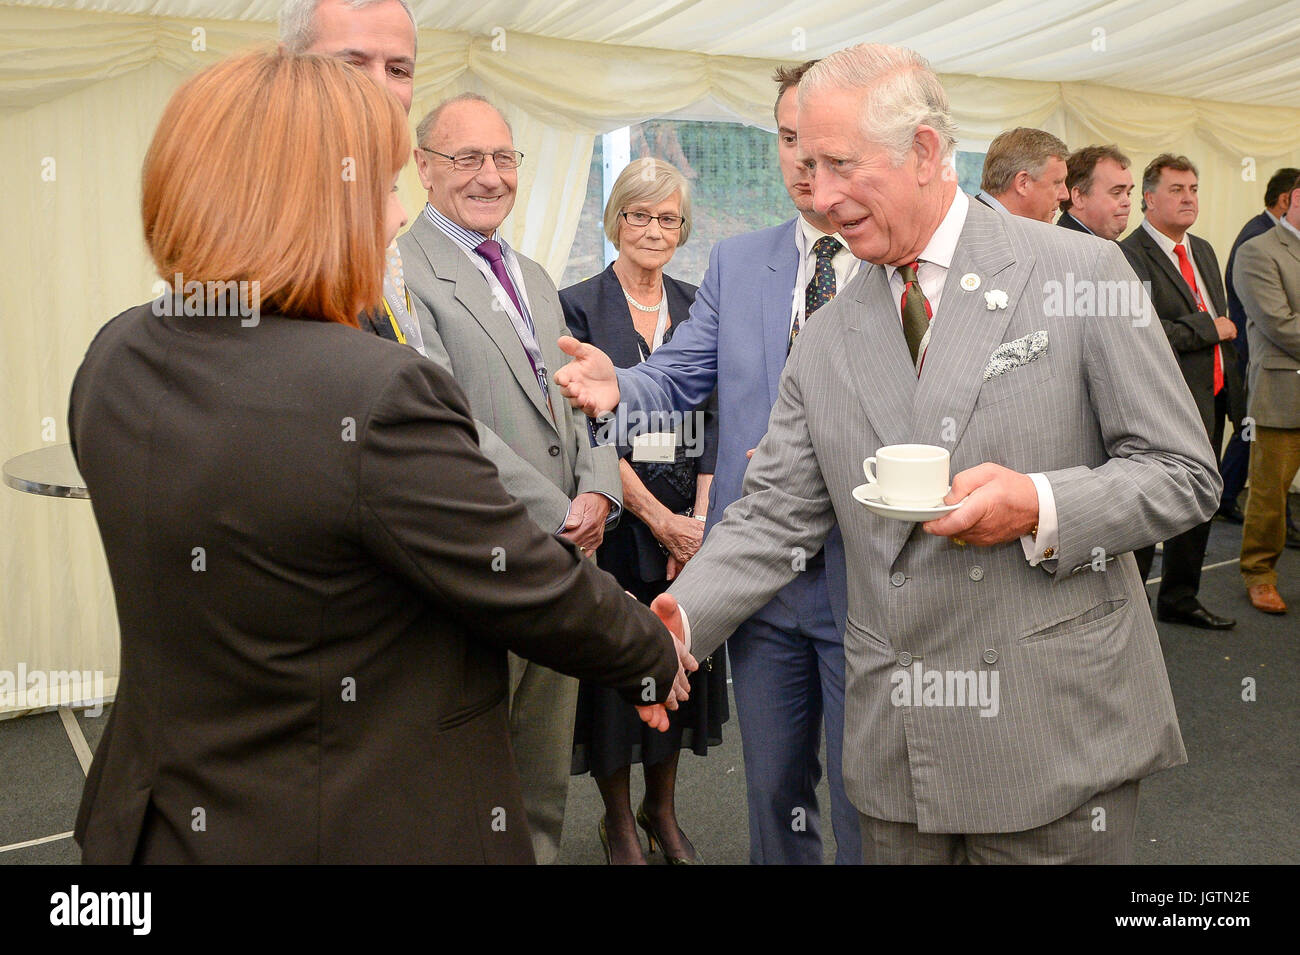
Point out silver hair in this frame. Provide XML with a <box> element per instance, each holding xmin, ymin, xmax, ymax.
<box><xmin>279</xmin><ymin>0</ymin><xmax>418</xmax><ymax>56</ymax></box>
<box><xmin>415</xmin><ymin>93</ymin><xmax>513</xmax><ymax>150</ymax></box>
<box><xmin>603</xmin><ymin>158</ymin><xmax>692</xmax><ymax>248</ymax></box>
<box><xmin>798</xmin><ymin>43</ymin><xmax>957</xmax><ymax>165</ymax></box>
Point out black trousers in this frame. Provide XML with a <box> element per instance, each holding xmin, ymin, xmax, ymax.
<box><xmin>1135</xmin><ymin>389</ymin><xmax>1227</xmax><ymax>611</ymax></box>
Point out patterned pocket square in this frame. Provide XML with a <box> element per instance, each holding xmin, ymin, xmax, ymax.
<box><xmin>983</xmin><ymin>330</ymin><xmax>1049</xmax><ymax>381</ymax></box>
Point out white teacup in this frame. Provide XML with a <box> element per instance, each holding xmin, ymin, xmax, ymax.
<box><xmin>863</xmin><ymin>444</ymin><xmax>950</xmax><ymax>507</ymax></box>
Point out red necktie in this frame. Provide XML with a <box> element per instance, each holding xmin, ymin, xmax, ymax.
<box><xmin>1173</xmin><ymin>242</ymin><xmax>1223</xmax><ymax>395</ymax></box>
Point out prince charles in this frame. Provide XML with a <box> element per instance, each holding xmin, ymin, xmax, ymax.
<box><xmin>557</xmin><ymin>43</ymin><xmax>1219</xmax><ymax>863</ymax></box>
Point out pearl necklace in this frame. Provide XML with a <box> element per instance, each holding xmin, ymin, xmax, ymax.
<box><xmin>624</xmin><ymin>289</ymin><xmax>664</xmax><ymax>312</ymax></box>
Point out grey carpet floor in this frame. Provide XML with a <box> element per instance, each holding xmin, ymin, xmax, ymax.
<box><xmin>2</xmin><ymin>517</ymin><xmax>1294</xmax><ymax>865</ymax></box>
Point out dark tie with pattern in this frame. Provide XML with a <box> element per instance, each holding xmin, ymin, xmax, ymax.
<box><xmin>898</xmin><ymin>260</ymin><xmax>934</xmax><ymax>368</ymax></box>
<box><xmin>790</xmin><ymin>235</ymin><xmax>841</xmax><ymax>351</ymax></box>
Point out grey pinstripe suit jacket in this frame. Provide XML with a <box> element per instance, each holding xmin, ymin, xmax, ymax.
<box><xmin>398</xmin><ymin>215</ymin><xmax>620</xmax><ymax>533</ymax></box>
<box><xmin>669</xmin><ymin>199</ymin><xmax>1220</xmax><ymax>833</ymax></box>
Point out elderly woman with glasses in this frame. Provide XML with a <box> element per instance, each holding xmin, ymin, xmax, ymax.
<box><xmin>561</xmin><ymin>158</ymin><xmax>728</xmax><ymax>865</ymax></box>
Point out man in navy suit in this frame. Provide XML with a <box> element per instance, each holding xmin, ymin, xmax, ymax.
<box><xmin>1219</xmin><ymin>167</ymin><xmax>1300</xmax><ymax>524</ymax></box>
<box><xmin>558</xmin><ymin>62</ymin><xmax>861</xmax><ymax>864</ymax></box>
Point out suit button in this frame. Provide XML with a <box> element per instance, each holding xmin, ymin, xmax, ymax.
<box><xmin>890</xmin><ymin>571</ymin><xmax>906</xmax><ymax>587</ymax></box>
<box><xmin>982</xmin><ymin>648</ymin><xmax>999</xmax><ymax>665</ymax></box>
<box><xmin>548</xmin><ymin>445</ymin><xmax>560</xmax><ymax>457</ymax></box>
<box><xmin>969</xmin><ymin>566</ymin><xmax>984</xmax><ymax>581</ymax></box>
<box><xmin>897</xmin><ymin>651</ymin><xmax>913</xmax><ymax>667</ymax></box>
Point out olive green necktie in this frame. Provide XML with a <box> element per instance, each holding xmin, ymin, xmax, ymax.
<box><xmin>898</xmin><ymin>260</ymin><xmax>933</xmax><ymax>368</ymax></box>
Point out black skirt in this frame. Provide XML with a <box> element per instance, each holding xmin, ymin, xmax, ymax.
<box><xmin>570</xmin><ymin>478</ymin><xmax>729</xmax><ymax>778</ymax></box>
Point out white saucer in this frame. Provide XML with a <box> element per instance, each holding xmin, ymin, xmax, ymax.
<box><xmin>851</xmin><ymin>483</ymin><xmax>963</xmax><ymax>522</ymax></box>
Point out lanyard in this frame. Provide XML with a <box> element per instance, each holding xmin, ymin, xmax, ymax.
<box><xmin>650</xmin><ymin>294</ymin><xmax>670</xmax><ymax>352</ymax></box>
<box><xmin>381</xmin><ymin>295</ymin><xmax>406</xmax><ymax>345</ymax></box>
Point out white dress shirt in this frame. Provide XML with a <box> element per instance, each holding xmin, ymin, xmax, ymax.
<box><xmin>790</xmin><ymin>218</ymin><xmax>858</xmax><ymax>336</ymax></box>
<box><xmin>785</xmin><ymin>216</ymin><xmax>857</xmax><ymax>340</ymax></box>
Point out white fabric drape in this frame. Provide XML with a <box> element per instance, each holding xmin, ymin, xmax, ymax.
<box><xmin>5</xmin><ymin>0</ymin><xmax>1298</xmax><ymax>106</ymax></box>
<box><xmin>3</xmin><ymin>3</ymin><xmax>1299</xmax><ymax>713</ymax></box>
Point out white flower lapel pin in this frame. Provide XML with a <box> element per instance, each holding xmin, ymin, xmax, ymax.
<box><xmin>984</xmin><ymin>289</ymin><xmax>1009</xmax><ymax>310</ymax></box>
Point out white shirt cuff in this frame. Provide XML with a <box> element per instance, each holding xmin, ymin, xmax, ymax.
<box><xmin>678</xmin><ymin>604</ymin><xmax>692</xmax><ymax>653</ymax></box>
<box><xmin>1020</xmin><ymin>472</ymin><xmax>1059</xmax><ymax>566</ymax></box>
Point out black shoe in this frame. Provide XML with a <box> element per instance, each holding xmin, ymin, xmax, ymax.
<box><xmin>1156</xmin><ymin>604</ymin><xmax>1236</xmax><ymax>630</ymax></box>
<box><xmin>598</xmin><ymin>817</ymin><xmax>611</xmax><ymax>864</ymax></box>
<box><xmin>599</xmin><ymin>817</ymin><xmax>647</xmax><ymax>865</ymax></box>
<box><xmin>636</xmin><ymin>803</ymin><xmax>702</xmax><ymax>865</ymax></box>
<box><xmin>1216</xmin><ymin>504</ymin><xmax>1245</xmax><ymax>524</ymax></box>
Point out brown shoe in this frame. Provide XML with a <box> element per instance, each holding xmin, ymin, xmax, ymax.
<box><xmin>1247</xmin><ymin>584</ymin><xmax>1287</xmax><ymax>614</ymax></box>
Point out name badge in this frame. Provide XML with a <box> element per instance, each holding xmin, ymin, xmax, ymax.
<box><xmin>631</xmin><ymin>432</ymin><xmax>677</xmax><ymax>463</ymax></box>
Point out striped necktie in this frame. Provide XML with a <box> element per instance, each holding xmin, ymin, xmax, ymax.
<box><xmin>899</xmin><ymin>260</ymin><xmax>933</xmax><ymax>369</ymax></box>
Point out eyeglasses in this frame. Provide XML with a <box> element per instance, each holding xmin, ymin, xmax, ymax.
<box><xmin>418</xmin><ymin>147</ymin><xmax>524</xmax><ymax>171</ymax></box>
<box><xmin>620</xmin><ymin>210</ymin><xmax>684</xmax><ymax>230</ymax></box>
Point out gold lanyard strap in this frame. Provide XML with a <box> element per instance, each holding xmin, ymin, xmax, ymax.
<box><xmin>381</xmin><ymin>295</ymin><xmax>407</xmax><ymax>345</ymax></box>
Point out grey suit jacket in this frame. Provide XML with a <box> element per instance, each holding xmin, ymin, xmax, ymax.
<box><xmin>398</xmin><ymin>213</ymin><xmax>620</xmax><ymax>532</ymax></box>
<box><xmin>669</xmin><ymin>199</ymin><xmax>1220</xmax><ymax>833</ymax></box>
<box><xmin>1233</xmin><ymin>223</ymin><xmax>1300</xmax><ymax>429</ymax></box>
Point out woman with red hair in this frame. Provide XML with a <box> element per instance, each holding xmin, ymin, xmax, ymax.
<box><xmin>69</xmin><ymin>51</ymin><xmax>685</xmax><ymax>864</ymax></box>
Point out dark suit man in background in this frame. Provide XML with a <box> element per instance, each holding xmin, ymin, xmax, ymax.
<box><xmin>1234</xmin><ymin>181</ymin><xmax>1300</xmax><ymax>614</ymax></box>
<box><xmin>976</xmin><ymin>127</ymin><xmax>1069</xmax><ymax>223</ymax></box>
<box><xmin>399</xmin><ymin>94</ymin><xmax>623</xmax><ymax>863</ymax></box>
<box><xmin>1058</xmin><ymin>145</ymin><xmax>1134</xmax><ymax>241</ymax></box>
<box><xmin>1220</xmin><ymin>167</ymin><xmax>1300</xmax><ymax>528</ymax></box>
<box><xmin>1122</xmin><ymin>154</ymin><xmax>1244</xmax><ymax>630</ymax></box>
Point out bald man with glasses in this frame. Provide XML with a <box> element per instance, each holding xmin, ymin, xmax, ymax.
<box><xmin>398</xmin><ymin>93</ymin><xmax>624</xmax><ymax>864</ymax></box>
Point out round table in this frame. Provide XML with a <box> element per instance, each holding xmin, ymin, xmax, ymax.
<box><xmin>3</xmin><ymin>443</ymin><xmax>98</xmax><ymax>758</ymax></box>
<box><xmin>3</xmin><ymin>444</ymin><xmax>88</xmax><ymax>499</ymax></box>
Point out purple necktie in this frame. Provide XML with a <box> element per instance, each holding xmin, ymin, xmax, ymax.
<box><xmin>474</xmin><ymin>237</ymin><xmax>551</xmax><ymax>415</ymax></box>
<box><xmin>475</xmin><ymin>238</ymin><xmax>531</xmax><ymax>334</ymax></box>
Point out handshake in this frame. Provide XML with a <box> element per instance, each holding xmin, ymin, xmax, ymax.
<box><xmin>635</xmin><ymin>593</ymin><xmax>697</xmax><ymax>732</ymax></box>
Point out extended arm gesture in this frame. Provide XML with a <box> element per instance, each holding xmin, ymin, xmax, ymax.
<box><xmin>555</xmin><ymin>336</ymin><xmax>621</xmax><ymax>417</ymax></box>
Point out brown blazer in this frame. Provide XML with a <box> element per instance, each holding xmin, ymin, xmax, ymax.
<box><xmin>68</xmin><ymin>302</ymin><xmax>679</xmax><ymax>864</ymax></box>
